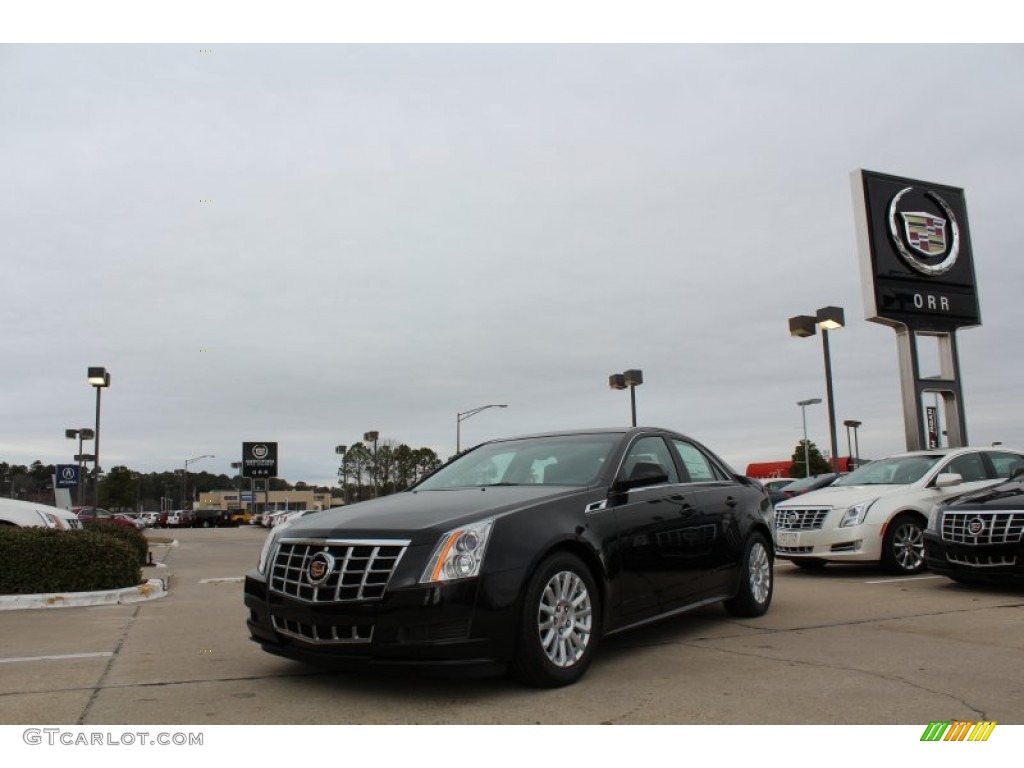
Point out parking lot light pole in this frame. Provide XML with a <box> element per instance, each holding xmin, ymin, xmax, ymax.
<box><xmin>609</xmin><ymin>369</ymin><xmax>643</xmax><ymax>427</ymax></box>
<box><xmin>844</xmin><ymin>419</ymin><xmax>862</xmax><ymax>469</ymax></box>
<box><xmin>87</xmin><ymin>367</ymin><xmax>110</xmax><ymax>507</ymax></box>
<box><xmin>363</xmin><ymin>432</ymin><xmax>379</xmax><ymax>498</ymax></box>
<box><xmin>789</xmin><ymin>308</ymin><xmax>844</xmax><ymax>474</ymax></box>
<box><xmin>335</xmin><ymin>445</ymin><xmax>348</xmax><ymax>503</ymax></box>
<box><xmin>183</xmin><ymin>454</ymin><xmax>215</xmax><ymax>508</ymax></box>
<box><xmin>456</xmin><ymin>404</ymin><xmax>507</xmax><ymax>454</ymax></box>
<box><xmin>65</xmin><ymin>427</ymin><xmax>95</xmax><ymax>506</ymax></box>
<box><xmin>797</xmin><ymin>398</ymin><xmax>822</xmax><ymax>477</ymax></box>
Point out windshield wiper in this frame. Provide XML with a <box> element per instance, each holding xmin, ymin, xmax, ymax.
<box><xmin>482</xmin><ymin>482</ymin><xmax>521</xmax><ymax>487</ymax></box>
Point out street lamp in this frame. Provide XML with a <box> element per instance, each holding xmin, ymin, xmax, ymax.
<box><xmin>797</xmin><ymin>398</ymin><xmax>822</xmax><ymax>478</ymax></box>
<box><xmin>183</xmin><ymin>454</ymin><xmax>215</xmax><ymax>508</ymax></box>
<box><xmin>609</xmin><ymin>369</ymin><xmax>643</xmax><ymax>427</ymax></box>
<box><xmin>335</xmin><ymin>445</ymin><xmax>348</xmax><ymax>503</ymax></box>
<box><xmin>65</xmin><ymin>427</ymin><xmax>95</xmax><ymax>506</ymax></box>
<box><xmin>789</xmin><ymin>307</ymin><xmax>844</xmax><ymax>473</ymax></box>
<box><xmin>87</xmin><ymin>367</ymin><xmax>110</xmax><ymax>507</ymax></box>
<box><xmin>363</xmin><ymin>432</ymin><xmax>379</xmax><ymax>498</ymax></box>
<box><xmin>843</xmin><ymin>419</ymin><xmax>862</xmax><ymax>470</ymax></box>
<box><xmin>456</xmin><ymin>405</ymin><xmax>507</xmax><ymax>454</ymax></box>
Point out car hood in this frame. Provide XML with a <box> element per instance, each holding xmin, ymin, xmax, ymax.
<box><xmin>945</xmin><ymin>478</ymin><xmax>1024</xmax><ymax>510</ymax></box>
<box><xmin>279</xmin><ymin>485</ymin><xmax>589</xmax><ymax>542</ymax></box>
<box><xmin>775</xmin><ymin>484</ymin><xmax>910</xmax><ymax>509</ymax></box>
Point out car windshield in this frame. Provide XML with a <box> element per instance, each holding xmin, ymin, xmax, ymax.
<box><xmin>783</xmin><ymin>473</ymin><xmax>837</xmax><ymax>491</ymax></box>
<box><xmin>415</xmin><ymin>434</ymin><xmax>621</xmax><ymax>490</ymax></box>
<box><xmin>833</xmin><ymin>455</ymin><xmax>943</xmax><ymax>486</ymax></box>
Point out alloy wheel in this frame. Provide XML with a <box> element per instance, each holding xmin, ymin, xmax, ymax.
<box><xmin>537</xmin><ymin>570</ymin><xmax>593</xmax><ymax>668</ymax></box>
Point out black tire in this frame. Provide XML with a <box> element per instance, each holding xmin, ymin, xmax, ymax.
<box><xmin>792</xmin><ymin>558</ymin><xmax>828</xmax><ymax>570</ymax></box>
<box><xmin>511</xmin><ymin>552</ymin><xmax>600</xmax><ymax>688</ymax></box>
<box><xmin>724</xmin><ymin>532</ymin><xmax>774</xmax><ymax>617</ymax></box>
<box><xmin>881</xmin><ymin>514</ymin><xmax>927</xmax><ymax>574</ymax></box>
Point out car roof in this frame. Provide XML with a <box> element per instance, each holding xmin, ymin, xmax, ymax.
<box><xmin>1</xmin><ymin>498</ymin><xmax>79</xmax><ymax>518</ymax></box>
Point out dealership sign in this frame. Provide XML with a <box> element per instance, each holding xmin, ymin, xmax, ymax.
<box><xmin>852</xmin><ymin>170</ymin><xmax>980</xmax><ymax>332</ymax></box>
<box><xmin>242</xmin><ymin>442</ymin><xmax>278</xmax><ymax>478</ymax></box>
<box><xmin>54</xmin><ymin>464</ymin><xmax>79</xmax><ymax>489</ymax></box>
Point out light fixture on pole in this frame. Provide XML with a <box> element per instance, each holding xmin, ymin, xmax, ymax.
<box><xmin>65</xmin><ymin>427</ymin><xmax>95</xmax><ymax>506</ymax></box>
<box><xmin>363</xmin><ymin>432</ymin><xmax>379</xmax><ymax>498</ymax></box>
<box><xmin>843</xmin><ymin>419</ymin><xmax>862</xmax><ymax>470</ymax></box>
<box><xmin>87</xmin><ymin>367</ymin><xmax>110</xmax><ymax>507</ymax></box>
<box><xmin>456</xmin><ymin>404</ymin><xmax>507</xmax><ymax>454</ymax></box>
<box><xmin>609</xmin><ymin>369</ymin><xmax>643</xmax><ymax>427</ymax></box>
<box><xmin>183</xmin><ymin>454</ymin><xmax>215</xmax><ymax>508</ymax></box>
<box><xmin>335</xmin><ymin>445</ymin><xmax>348</xmax><ymax>503</ymax></box>
<box><xmin>797</xmin><ymin>398</ymin><xmax>822</xmax><ymax>478</ymax></box>
<box><xmin>789</xmin><ymin>307</ymin><xmax>844</xmax><ymax>473</ymax></box>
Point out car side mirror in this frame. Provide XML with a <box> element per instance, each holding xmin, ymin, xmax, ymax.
<box><xmin>934</xmin><ymin>472</ymin><xmax>963</xmax><ymax>488</ymax></box>
<box><xmin>612</xmin><ymin>462</ymin><xmax>669</xmax><ymax>493</ymax></box>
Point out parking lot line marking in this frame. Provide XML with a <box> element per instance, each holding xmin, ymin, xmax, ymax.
<box><xmin>199</xmin><ymin>577</ymin><xmax>244</xmax><ymax>584</ymax></box>
<box><xmin>0</xmin><ymin>652</ymin><xmax>114</xmax><ymax>664</ymax></box>
<box><xmin>865</xmin><ymin>575</ymin><xmax>945</xmax><ymax>584</ymax></box>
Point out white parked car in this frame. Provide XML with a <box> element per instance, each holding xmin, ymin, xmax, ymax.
<box><xmin>774</xmin><ymin>447</ymin><xmax>1024</xmax><ymax>575</ymax></box>
<box><xmin>0</xmin><ymin>498</ymin><xmax>83</xmax><ymax>530</ymax></box>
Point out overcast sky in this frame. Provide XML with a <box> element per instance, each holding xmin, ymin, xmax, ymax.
<box><xmin>3</xmin><ymin>39</ymin><xmax>1022</xmax><ymax>487</ymax></box>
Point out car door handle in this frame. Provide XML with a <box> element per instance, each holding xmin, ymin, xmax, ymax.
<box><xmin>725</xmin><ymin>496</ymin><xmax>738</xmax><ymax>508</ymax></box>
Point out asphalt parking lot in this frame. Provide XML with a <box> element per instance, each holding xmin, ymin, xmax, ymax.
<box><xmin>1</xmin><ymin>526</ymin><xmax>1023</xmax><ymax>725</ymax></box>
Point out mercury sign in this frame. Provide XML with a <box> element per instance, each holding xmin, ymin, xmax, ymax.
<box><xmin>242</xmin><ymin>442</ymin><xmax>278</xmax><ymax>478</ymax></box>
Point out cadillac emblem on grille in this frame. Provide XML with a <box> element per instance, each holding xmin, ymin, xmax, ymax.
<box><xmin>786</xmin><ymin>511</ymin><xmax>800</xmax><ymax>527</ymax></box>
<box><xmin>306</xmin><ymin>551</ymin><xmax>335</xmax><ymax>586</ymax></box>
<box><xmin>966</xmin><ymin>517</ymin><xmax>986</xmax><ymax>537</ymax></box>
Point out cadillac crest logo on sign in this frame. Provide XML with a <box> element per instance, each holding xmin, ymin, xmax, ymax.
<box><xmin>887</xmin><ymin>187</ymin><xmax>961</xmax><ymax>276</ymax></box>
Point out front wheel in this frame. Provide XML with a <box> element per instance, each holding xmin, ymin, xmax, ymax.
<box><xmin>881</xmin><ymin>514</ymin><xmax>926</xmax><ymax>574</ymax></box>
<box><xmin>724</xmin><ymin>532</ymin><xmax>773</xmax><ymax>617</ymax></box>
<box><xmin>511</xmin><ymin>552</ymin><xmax>600</xmax><ymax>688</ymax></box>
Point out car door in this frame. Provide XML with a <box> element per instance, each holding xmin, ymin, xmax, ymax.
<box><xmin>664</xmin><ymin>438</ymin><xmax>746</xmax><ymax>603</ymax></box>
<box><xmin>608</xmin><ymin>435</ymin><xmax>700</xmax><ymax>625</ymax></box>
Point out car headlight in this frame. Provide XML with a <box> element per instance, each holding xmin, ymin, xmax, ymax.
<box><xmin>839</xmin><ymin>498</ymin><xmax>878</xmax><ymax>528</ymax></box>
<box><xmin>421</xmin><ymin>519</ymin><xmax>494</xmax><ymax>583</ymax></box>
<box><xmin>257</xmin><ymin>521</ymin><xmax>293</xmax><ymax>575</ymax></box>
<box><xmin>926</xmin><ymin>503</ymin><xmax>944</xmax><ymax>532</ymax></box>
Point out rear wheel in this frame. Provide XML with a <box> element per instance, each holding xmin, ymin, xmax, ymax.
<box><xmin>725</xmin><ymin>532</ymin><xmax>773</xmax><ymax>617</ymax></box>
<box><xmin>511</xmin><ymin>552</ymin><xmax>600</xmax><ymax>688</ymax></box>
<box><xmin>881</xmin><ymin>514</ymin><xmax>926</xmax><ymax>574</ymax></box>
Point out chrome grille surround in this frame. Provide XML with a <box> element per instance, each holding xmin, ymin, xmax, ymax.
<box><xmin>269</xmin><ymin>538</ymin><xmax>410</xmax><ymax>604</ymax></box>
<box><xmin>774</xmin><ymin>507</ymin><xmax>831</xmax><ymax>531</ymax></box>
<box><xmin>272</xmin><ymin>616</ymin><xmax>374</xmax><ymax>644</ymax></box>
<box><xmin>941</xmin><ymin>511</ymin><xmax>1024</xmax><ymax>545</ymax></box>
<box><xmin>946</xmin><ymin>552</ymin><xmax>1017</xmax><ymax>568</ymax></box>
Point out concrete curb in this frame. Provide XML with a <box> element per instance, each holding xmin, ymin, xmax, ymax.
<box><xmin>0</xmin><ymin>578</ymin><xmax>167</xmax><ymax>611</ymax></box>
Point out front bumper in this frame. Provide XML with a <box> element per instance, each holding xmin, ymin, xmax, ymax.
<box><xmin>774</xmin><ymin>518</ymin><xmax>883</xmax><ymax>563</ymax></box>
<box><xmin>924</xmin><ymin>531</ymin><xmax>1024</xmax><ymax>583</ymax></box>
<box><xmin>244</xmin><ymin>566</ymin><xmax>526</xmax><ymax>676</ymax></box>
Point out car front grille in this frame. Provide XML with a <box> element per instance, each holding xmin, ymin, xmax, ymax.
<box><xmin>775</xmin><ymin>507</ymin><xmax>830</xmax><ymax>530</ymax></box>
<box><xmin>777</xmin><ymin>545</ymin><xmax>814</xmax><ymax>554</ymax></box>
<box><xmin>272</xmin><ymin>615</ymin><xmax>374</xmax><ymax>644</ymax></box>
<box><xmin>941</xmin><ymin>511</ymin><xmax>1024</xmax><ymax>545</ymax></box>
<box><xmin>269</xmin><ymin>538</ymin><xmax>409</xmax><ymax>604</ymax></box>
<box><xmin>946</xmin><ymin>552</ymin><xmax>1017</xmax><ymax>568</ymax></box>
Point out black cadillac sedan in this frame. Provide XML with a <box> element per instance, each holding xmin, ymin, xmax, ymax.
<box><xmin>244</xmin><ymin>427</ymin><xmax>775</xmax><ymax>687</ymax></box>
<box><xmin>925</xmin><ymin>464</ymin><xmax>1024</xmax><ymax>584</ymax></box>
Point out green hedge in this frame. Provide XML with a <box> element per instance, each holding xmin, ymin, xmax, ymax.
<box><xmin>0</xmin><ymin>527</ymin><xmax>142</xmax><ymax>594</ymax></box>
<box><xmin>84</xmin><ymin>520</ymin><xmax>149</xmax><ymax>565</ymax></box>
